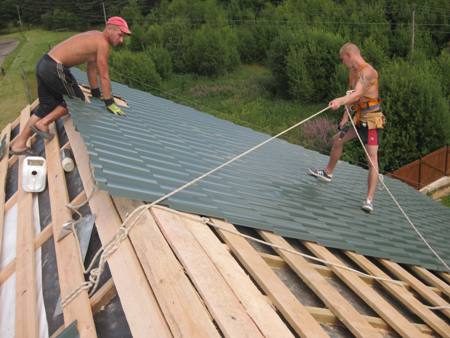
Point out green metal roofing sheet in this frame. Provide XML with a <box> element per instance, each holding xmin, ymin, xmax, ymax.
<box><xmin>67</xmin><ymin>69</ymin><xmax>450</xmax><ymax>271</ymax></box>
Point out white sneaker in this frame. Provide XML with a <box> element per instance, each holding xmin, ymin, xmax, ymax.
<box><xmin>308</xmin><ymin>168</ymin><xmax>332</xmax><ymax>182</ymax></box>
<box><xmin>361</xmin><ymin>199</ymin><xmax>374</xmax><ymax>213</ymax></box>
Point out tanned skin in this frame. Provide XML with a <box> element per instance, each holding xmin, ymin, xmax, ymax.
<box><xmin>326</xmin><ymin>44</ymin><xmax>380</xmax><ymax>202</ymax></box>
<box><xmin>11</xmin><ymin>25</ymin><xmax>125</xmax><ymax>152</ymax></box>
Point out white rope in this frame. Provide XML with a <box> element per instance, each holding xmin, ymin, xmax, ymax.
<box><xmin>344</xmin><ymin>105</ymin><xmax>450</xmax><ymax>272</ymax></box>
<box><xmin>150</xmin><ymin>205</ymin><xmax>405</xmax><ymax>286</ymax></box>
<box><xmin>135</xmin><ymin>205</ymin><xmax>450</xmax><ymax>311</ymax></box>
<box><xmin>426</xmin><ymin>305</ymin><xmax>450</xmax><ymax>310</ymax></box>
<box><xmin>60</xmin><ymin>105</ymin><xmax>331</xmax><ymax>307</ymax></box>
<box><xmin>61</xmin><ymin>102</ymin><xmax>449</xmax><ymax>311</ymax></box>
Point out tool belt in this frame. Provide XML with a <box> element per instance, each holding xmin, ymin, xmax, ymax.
<box><xmin>351</xmin><ymin>99</ymin><xmax>385</xmax><ymax>129</ymax></box>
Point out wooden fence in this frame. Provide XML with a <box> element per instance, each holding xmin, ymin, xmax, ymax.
<box><xmin>389</xmin><ymin>145</ymin><xmax>450</xmax><ymax>189</ymax></box>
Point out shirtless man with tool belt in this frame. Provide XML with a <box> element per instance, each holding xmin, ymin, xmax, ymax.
<box><xmin>10</xmin><ymin>16</ymin><xmax>131</xmax><ymax>156</ymax></box>
<box><xmin>309</xmin><ymin>42</ymin><xmax>385</xmax><ymax>213</ymax></box>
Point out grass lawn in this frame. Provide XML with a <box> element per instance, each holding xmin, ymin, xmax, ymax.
<box><xmin>155</xmin><ymin>64</ymin><xmax>329</xmax><ymax>145</ymax></box>
<box><xmin>0</xmin><ymin>29</ymin><xmax>76</xmax><ymax>130</ymax></box>
<box><xmin>441</xmin><ymin>195</ymin><xmax>450</xmax><ymax>208</ymax></box>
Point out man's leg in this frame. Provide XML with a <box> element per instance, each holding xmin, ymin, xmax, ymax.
<box><xmin>10</xmin><ymin>114</ymin><xmax>41</xmax><ymax>151</ymax></box>
<box><xmin>34</xmin><ymin>104</ymin><xmax>68</xmax><ymax>132</ymax></box>
<box><xmin>325</xmin><ymin>128</ymin><xmax>356</xmax><ymax>175</ymax></box>
<box><xmin>365</xmin><ymin>144</ymin><xmax>379</xmax><ymax>202</ymax></box>
<box><xmin>10</xmin><ymin>105</ymin><xmax>67</xmax><ymax>151</ymax></box>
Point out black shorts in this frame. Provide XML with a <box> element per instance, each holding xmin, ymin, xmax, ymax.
<box><xmin>34</xmin><ymin>54</ymin><xmax>85</xmax><ymax>118</ymax></box>
<box><xmin>356</xmin><ymin>124</ymin><xmax>382</xmax><ymax>146</ymax></box>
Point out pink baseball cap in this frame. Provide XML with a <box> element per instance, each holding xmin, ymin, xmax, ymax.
<box><xmin>107</xmin><ymin>16</ymin><xmax>132</xmax><ymax>35</ymax></box>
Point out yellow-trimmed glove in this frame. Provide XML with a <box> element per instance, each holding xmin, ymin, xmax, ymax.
<box><xmin>104</xmin><ymin>98</ymin><xmax>126</xmax><ymax>116</ymax></box>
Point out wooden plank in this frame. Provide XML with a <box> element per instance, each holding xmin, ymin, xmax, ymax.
<box><xmin>346</xmin><ymin>252</ymin><xmax>450</xmax><ymax>337</ymax></box>
<box><xmin>411</xmin><ymin>266</ymin><xmax>450</xmax><ymax>298</ymax></box>
<box><xmin>0</xmin><ymin>222</ymin><xmax>53</xmax><ymax>286</ymax></box>
<box><xmin>5</xmin><ymin>192</ymin><xmax>17</xmax><ymax>212</ymax></box>
<box><xmin>259</xmin><ymin>231</ymin><xmax>382</xmax><ymax>338</ymax></box>
<box><xmin>64</xmin><ymin>117</ymin><xmax>172</xmax><ymax>338</ymax></box>
<box><xmin>15</xmin><ymin>105</ymin><xmax>38</xmax><ymax>338</ymax></box>
<box><xmin>90</xmin><ymin>278</ymin><xmax>117</xmax><ymax>314</ymax></box>
<box><xmin>259</xmin><ymin>252</ymin><xmax>288</xmax><ymax>269</ymax></box>
<box><xmin>45</xmin><ymin>122</ymin><xmax>97</xmax><ymax>337</ymax></box>
<box><xmin>0</xmin><ymin>123</ymin><xmax>11</xmax><ymax>260</ymax></box>
<box><xmin>152</xmin><ymin>207</ymin><xmax>267</xmax><ymax>337</ymax></box>
<box><xmin>0</xmin><ymin>260</ymin><xmax>15</xmax><ymax>285</ymax></box>
<box><xmin>213</xmin><ymin>219</ymin><xmax>329</xmax><ymax>338</ymax></box>
<box><xmin>305</xmin><ymin>306</ymin><xmax>434</xmax><ymax>336</ymax></box>
<box><xmin>304</xmin><ymin>242</ymin><xmax>427</xmax><ymax>338</ymax></box>
<box><xmin>113</xmin><ymin>198</ymin><xmax>220</xmax><ymax>338</ymax></box>
<box><xmin>34</xmin><ymin>222</ymin><xmax>53</xmax><ymax>249</ymax></box>
<box><xmin>440</xmin><ymin>272</ymin><xmax>450</xmax><ymax>284</ymax></box>
<box><xmin>380</xmin><ymin>260</ymin><xmax>450</xmax><ymax>319</ymax></box>
<box><xmin>181</xmin><ymin>213</ymin><xmax>295</xmax><ymax>338</ymax></box>
<box><xmin>249</xmin><ymin>252</ymin><xmax>439</xmax><ymax>295</ymax></box>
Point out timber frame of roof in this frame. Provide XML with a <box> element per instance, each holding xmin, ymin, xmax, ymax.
<box><xmin>0</xmin><ymin>101</ymin><xmax>449</xmax><ymax>338</ymax></box>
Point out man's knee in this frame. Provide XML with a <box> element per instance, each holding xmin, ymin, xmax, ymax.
<box><xmin>332</xmin><ymin>136</ymin><xmax>345</xmax><ymax>148</ymax></box>
<box><xmin>35</xmin><ymin>100</ymin><xmax>67</xmax><ymax>118</ymax></box>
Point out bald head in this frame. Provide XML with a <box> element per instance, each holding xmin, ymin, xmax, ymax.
<box><xmin>339</xmin><ymin>43</ymin><xmax>360</xmax><ymax>57</ymax></box>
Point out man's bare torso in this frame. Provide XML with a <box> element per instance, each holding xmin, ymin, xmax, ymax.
<box><xmin>48</xmin><ymin>31</ymin><xmax>109</xmax><ymax>67</ymax></box>
<box><xmin>349</xmin><ymin>63</ymin><xmax>379</xmax><ymax>101</ymax></box>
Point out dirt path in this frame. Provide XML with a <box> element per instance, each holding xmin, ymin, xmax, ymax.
<box><xmin>0</xmin><ymin>39</ymin><xmax>19</xmax><ymax>67</ymax></box>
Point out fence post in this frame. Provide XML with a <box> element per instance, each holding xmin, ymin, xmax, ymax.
<box><xmin>417</xmin><ymin>158</ymin><xmax>422</xmax><ymax>189</ymax></box>
<box><xmin>445</xmin><ymin>144</ymin><xmax>449</xmax><ymax>176</ymax></box>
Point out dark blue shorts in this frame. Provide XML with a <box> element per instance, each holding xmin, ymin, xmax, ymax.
<box><xmin>34</xmin><ymin>54</ymin><xmax>85</xmax><ymax>118</ymax></box>
<box><xmin>356</xmin><ymin>124</ymin><xmax>382</xmax><ymax>146</ymax></box>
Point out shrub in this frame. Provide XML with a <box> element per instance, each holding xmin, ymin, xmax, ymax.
<box><xmin>268</xmin><ymin>28</ymin><xmax>343</xmax><ymax>102</ymax></box>
<box><xmin>110</xmin><ymin>50</ymin><xmax>161</xmax><ymax>90</ymax></box>
<box><xmin>129</xmin><ymin>25</ymin><xmax>146</xmax><ymax>52</ymax></box>
<box><xmin>146</xmin><ymin>46</ymin><xmax>172</xmax><ymax>79</ymax></box>
<box><xmin>161</xmin><ymin>19</ymin><xmax>192</xmax><ymax>72</ymax></box>
<box><xmin>236</xmin><ymin>26</ymin><xmax>262</xmax><ymax>63</ymax></box>
<box><xmin>299</xmin><ymin>117</ymin><xmax>335</xmax><ymax>154</ymax></box>
<box><xmin>379</xmin><ymin>59</ymin><xmax>450</xmax><ymax>170</ymax></box>
<box><xmin>187</xmin><ymin>25</ymin><xmax>240</xmax><ymax>76</ymax></box>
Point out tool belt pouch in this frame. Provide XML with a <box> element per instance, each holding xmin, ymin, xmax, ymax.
<box><xmin>353</xmin><ymin>99</ymin><xmax>385</xmax><ymax>129</ymax></box>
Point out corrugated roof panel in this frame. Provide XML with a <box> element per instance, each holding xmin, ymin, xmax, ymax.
<box><xmin>67</xmin><ymin>69</ymin><xmax>450</xmax><ymax>271</ymax></box>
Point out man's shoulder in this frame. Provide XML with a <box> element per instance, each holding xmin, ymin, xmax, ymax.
<box><xmin>362</xmin><ymin>63</ymin><xmax>378</xmax><ymax>79</ymax></box>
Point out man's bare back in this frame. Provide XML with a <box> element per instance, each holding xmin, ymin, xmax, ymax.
<box><xmin>49</xmin><ymin>31</ymin><xmax>109</xmax><ymax>67</ymax></box>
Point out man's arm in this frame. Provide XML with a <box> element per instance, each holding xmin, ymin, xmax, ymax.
<box><xmin>96</xmin><ymin>40</ymin><xmax>112</xmax><ymax>100</ymax></box>
<box><xmin>329</xmin><ymin>68</ymin><xmax>374</xmax><ymax>110</ymax></box>
<box><xmin>86</xmin><ymin>61</ymin><xmax>98</xmax><ymax>89</ymax></box>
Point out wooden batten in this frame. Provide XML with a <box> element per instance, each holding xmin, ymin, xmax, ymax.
<box><xmin>346</xmin><ymin>252</ymin><xmax>450</xmax><ymax>338</ymax></box>
<box><xmin>259</xmin><ymin>231</ymin><xmax>382</xmax><ymax>338</ymax></box>
<box><xmin>113</xmin><ymin>198</ymin><xmax>219</xmax><ymax>338</ymax></box>
<box><xmin>15</xmin><ymin>105</ymin><xmax>38</xmax><ymax>338</ymax></box>
<box><xmin>64</xmin><ymin>117</ymin><xmax>172</xmax><ymax>338</ymax></box>
<box><xmin>45</xmin><ymin>121</ymin><xmax>97</xmax><ymax>337</ymax></box>
<box><xmin>177</xmin><ymin>210</ymin><xmax>295</xmax><ymax>338</ymax></box>
<box><xmin>379</xmin><ymin>260</ymin><xmax>450</xmax><ymax>319</ymax></box>
<box><xmin>411</xmin><ymin>266</ymin><xmax>450</xmax><ymax>298</ymax></box>
<box><xmin>0</xmin><ymin>123</ymin><xmax>11</xmax><ymax>261</ymax></box>
<box><xmin>303</xmin><ymin>242</ymin><xmax>426</xmax><ymax>338</ymax></box>
<box><xmin>152</xmin><ymin>207</ymin><xmax>265</xmax><ymax>337</ymax></box>
<box><xmin>213</xmin><ymin>219</ymin><xmax>329</xmax><ymax>338</ymax></box>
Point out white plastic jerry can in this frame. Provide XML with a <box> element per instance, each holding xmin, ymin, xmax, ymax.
<box><xmin>22</xmin><ymin>156</ymin><xmax>47</xmax><ymax>193</ymax></box>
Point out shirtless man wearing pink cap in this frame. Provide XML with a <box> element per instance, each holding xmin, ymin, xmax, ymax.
<box><xmin>10</xmin><ymin>16</ymin><xmax>131</xmax><ymax>155</ymax></box>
